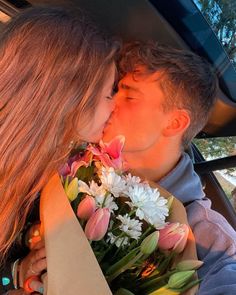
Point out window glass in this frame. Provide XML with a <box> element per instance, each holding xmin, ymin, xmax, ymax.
<box><xmin>193</xmin><ymin>0</ymin><xmax>236</xmax><ymax>69</ymax></box>
<box><xmin>194</xmin><ymin>136</ymin><xmax>236</xmax><ymax>209</ymax></box>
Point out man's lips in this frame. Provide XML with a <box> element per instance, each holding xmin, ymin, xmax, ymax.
<box><xmin>103</xmin><ymin>122</ymin><xmax>110</xmax><ymax>134</ymax></box>
<box><xmin>103</xmin><ymin>116</ymin><xmax>116</xmax><ymax>136</ymax></box>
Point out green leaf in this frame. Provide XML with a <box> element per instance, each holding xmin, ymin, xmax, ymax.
<box><xmin>76</xmin><ymin>165</ymin><xmax>94</xmax><ymax>182</ymax></box>
<box><xmin>178</xmin><ymin>278</ymin><xmax>202</xmax><ymax>293</ymax></box>
<box><xmin>105</xmin><ymin>247</ymin><xmax>140</xmax><ymax>276</ymax></box>
<box><xmin>107</xmin><ymin>251</ymin><xmax>143</xmax><ymax>283</ymax></box>
<box><xmin>114</xmin><ymin>288</ymin><xmax>135</xmax><ymax>295</ymax></box>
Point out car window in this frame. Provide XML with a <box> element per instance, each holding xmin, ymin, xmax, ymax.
<box><xmin>194</xmin><ymin>136</ymin><xmax>236</xmax><ymax>210</ymax></box>
<box><xmin>193</xmin><ymin>0</ymin><xmax>236</xmax><ymax>70</ymax></box>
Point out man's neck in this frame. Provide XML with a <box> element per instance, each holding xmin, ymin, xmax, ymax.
<box><xmin>123</xmin><ymin>139</ymin><xmax>181</xmax><ymax>182</ymax></box>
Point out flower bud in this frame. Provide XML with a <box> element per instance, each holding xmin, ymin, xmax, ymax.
<box><xmin>168</xmin><ymin>270</ymin><xmax>195</xmax><ymax>289</ymax></box>
<box><xmin>148</xmin><ymin>285</ymin><xmax>180</xmax><ymax>295</ymax></box>
<box><xmin>114</xmin><ymin>288</ymin><xmax>135</xmax><ymax>295</ymax></box>
<box><xmin>77</xmin><ymin>195</ymin><xmax>96</xmax><ymax>220</ymax></box>
<box><xmin>167</xmin><ymin>196</ymin><xmax>174</xmax><ymax>210</ymax></box>
<box><xmin>85</xmin><ymin>208</ymin><xmax>110</xmax><ymax>241</ymax></box>
<box><xmin>65</xmin><ymin>177</ymin><xmax>79</xmax><ymax>202</ymax></box>
<box><xmin>176</xmin><ymin>260</ymin><xmax>203</xmax><ymax>271</ymax></box>
<box><xmin>141</xmin><ymin>231</ymin><xmax>159</xmax><ymax>255</ymax></box>
<box><xmin>158</xmin><ymin>223</ymin><xmax>189</xmax><ymax>253</ymax></box>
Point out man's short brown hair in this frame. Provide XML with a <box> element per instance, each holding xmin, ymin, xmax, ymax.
<box><xmin>119</xmin><ymin>42</ymin><xmax>218</xmax><ymax>147</ymax></box>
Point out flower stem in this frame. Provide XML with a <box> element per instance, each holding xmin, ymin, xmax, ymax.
<box><xmin>139</xmin><ymin>270</ymin><xmax>176</xmax><ymax>290</ymax></box>
<box><xmin>179</xmin><ymin>278</ymin><xmax>202</xmax><ymax>293</ymax></box>
<box><xmin>107</xmin><ymin>251</ymin><xmax>143</xmax><ymax>283</ymax></box>
<box><xmin>98</xmin><ymin>233</ymin><xmax>126</xmax><ymax>263</ymax></box>
<box><xmin>128</xmin><ymin>209</ymin><xmax>136</xmax><ymax>218</ymax></box>
<box><xmin>101</xmin><ymin>191</ymin><xmax>110</xmax><ymax>207</ymax></box>
<box><xmin>158</xmin><ymin>252</ymin><xmax>176</xmax><ymax>275</ymax></box>
<box><xmin>112</xmin><ymin>236</ymin><xmax>127</xmax><ymax>258</ymax></box>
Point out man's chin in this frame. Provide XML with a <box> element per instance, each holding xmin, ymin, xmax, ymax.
<box><xmin>102</xmin><ymin>125</ymin><xmax>116</xmax><ymax>141</ymax></box>
<box><xmin>102</xmin><ymin>131</ymin><xmax>114</xmax><ymax>142</ymax></box>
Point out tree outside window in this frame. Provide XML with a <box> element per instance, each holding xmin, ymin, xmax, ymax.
<box><xmin>194</xmin><ymin>136</ymin><xmax>236</xmax><ymax>210</ymax></box>
<box><xmin>193</xmin><ymin>0</ymin><xmax>236</xmax><ymax>69</ymax></box>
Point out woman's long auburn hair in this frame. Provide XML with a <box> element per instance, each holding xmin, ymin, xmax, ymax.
<box><xmin>0</xmin><ymin>6</ymin><xmax>118</xmax><ymax>260</ymax></box>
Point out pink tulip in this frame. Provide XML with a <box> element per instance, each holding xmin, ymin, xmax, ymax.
<box><xmin>158</xmin><ymin>223</ymin><xmax>189</xmax><ymax>253</ymax></box>
<box><xmin>85</xmin><ymin>208</ymin><xmax>110</xmax><ymax>241</ymax></box>
<box><xmin>77</xmin><ymin>196</ymin><xmax>96</xmax><ymax>220</ymax></box>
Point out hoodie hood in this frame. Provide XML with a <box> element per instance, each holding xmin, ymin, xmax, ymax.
<box><xmin>158</xmin><ymin>152</ymin><xmax>205</xmax><ymax>204</ymax></box>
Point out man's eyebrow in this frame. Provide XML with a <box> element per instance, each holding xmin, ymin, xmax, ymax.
<box><xmin>119</xmin><ymin>82</ymin><xmax>143</xmax><ymax>94</ymax></box>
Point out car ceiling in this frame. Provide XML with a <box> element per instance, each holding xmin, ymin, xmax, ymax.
<box><xmin>2</xmin><ymin>0</ymin><xmax>236</xmax><ymax>138</ymax></box>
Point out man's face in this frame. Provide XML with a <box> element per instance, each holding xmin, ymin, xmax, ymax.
<box><xmin>103</xmin><ymin>71</ymin><xmax>171</xmax><ymax>152</ymax></box>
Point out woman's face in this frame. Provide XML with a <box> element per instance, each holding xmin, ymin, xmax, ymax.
<box><xmin>79</xmin><ymin>64</ymin><xmax>116</xmax><ymax>143</ymax></box>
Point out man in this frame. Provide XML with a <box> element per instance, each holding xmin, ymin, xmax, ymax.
<box><xmin>103</xmin><ymin>43</ymin><xmax>236</xmax><ymax>294</ymax></box>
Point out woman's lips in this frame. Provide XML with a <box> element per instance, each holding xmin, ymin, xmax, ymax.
<box><xmin>103</xmin><ymin>119</ymin><xmax>112</xmax><ymax>135</ymax></box>
<box><xmin>104</xmin><ymin>115</ymin><xmax>113</xmax><ymax>128</ymax></box>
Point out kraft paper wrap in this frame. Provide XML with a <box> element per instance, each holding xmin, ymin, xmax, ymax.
<box><xmin>40</xmin><ymin>174</ymin><xmax>198</xmax><ymax>295</ymax></box>
<box><xmin>40</xmin><ymin>174</ymin><xmax>112</xmax><ymax>295</ymax></box>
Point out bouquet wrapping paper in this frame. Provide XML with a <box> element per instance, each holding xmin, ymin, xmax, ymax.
<box><xmin>40</xmin><ymin>173</ymin><xmax>198</xmax><ymax>295</ymax></box>
<box><xmin>40</xmin><ymin>173</ymin><xmax>112</xmax><ymax>295</ymax></box>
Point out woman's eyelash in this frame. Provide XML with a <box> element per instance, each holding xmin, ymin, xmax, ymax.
<box><xmin>113</xmin><ymin>84</ymin><xmax>118</xmax><ymax>93</ymax></box>
<box><xmin>106</xmin><ymin>87</ymin><xmax>117</xmax><ymax>99</ymax></box>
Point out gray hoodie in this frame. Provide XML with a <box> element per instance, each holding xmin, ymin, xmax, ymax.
<box><xmin>159</xmin><ymin>153</ymin><xmax>236</xmax><ymax>295</ymax></box>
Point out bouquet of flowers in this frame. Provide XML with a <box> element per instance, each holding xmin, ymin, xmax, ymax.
<box><xmin>40</xmin><ymin>136</ymin><xmax>202</xmax><ymax>295</ymax></box>
<box><xmin>55</xmin><ymin>136</ymin><xmax>201</xmax><ymax>295</ymax></box>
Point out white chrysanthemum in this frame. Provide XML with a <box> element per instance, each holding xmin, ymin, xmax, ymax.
<box><xmin>126</xmin><ymin>183</ymin><xmax>169</xmax><ymax>229</ymax></box>
<box><xmin>107</xmin><ymin>232</ymin><xmax>129</xmax><ymax>248</ymax></box>
<box><xmin>124</xmin><ymin>173</ymin><xmax>141</xmax><ymax>187</ymax></box>
<box><xmin>78</xmin><ymin>180</ymin><xmax>105</xmax><ymax>197</ymax></box>
<box><xmin>117</xmin><ymin>214</ymin><xmax>142</xmax><ymax>240</ymax></box>
<box><xmin>95</xmin><ymin>194</ymin><xmax>118</xmax><ymax>212</ymax></box>
<box><xmin>100</xmin><ymin>167</ymin><xmax>127</xmax><ymax>198</ymax></box>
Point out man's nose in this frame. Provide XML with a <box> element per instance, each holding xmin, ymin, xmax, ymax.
<box><xmin>113</xmin><ymin>92</ymin><xmax>121</xmax><ymax>107</ymax></box>
<box><xmin>110</xmin><ymin>96</ymin><xmax>116</xmax><ymax>112</ymax></box>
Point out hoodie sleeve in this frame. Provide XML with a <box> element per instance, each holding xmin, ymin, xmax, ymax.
<box><xmin>187</xmin><ymin>198</ymin><xmax>236</xmax><ymax>295</ymax></box>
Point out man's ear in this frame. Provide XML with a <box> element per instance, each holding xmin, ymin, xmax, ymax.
<box><xmin>162</xmin><ymin>110</ymin><xmax>190</xmax><ymax>137</ymax></box>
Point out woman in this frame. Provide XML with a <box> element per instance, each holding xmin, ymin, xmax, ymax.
<box><xmin>0</xmin><ymin>6</ymin><xmax>118</xmax><ymax>294</ymax></box>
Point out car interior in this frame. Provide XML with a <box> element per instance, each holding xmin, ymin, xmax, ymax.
<box><xmin>0</xmin><ymin>0</ymin><xmax>236</xmax><ymax>229</ymax></box>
